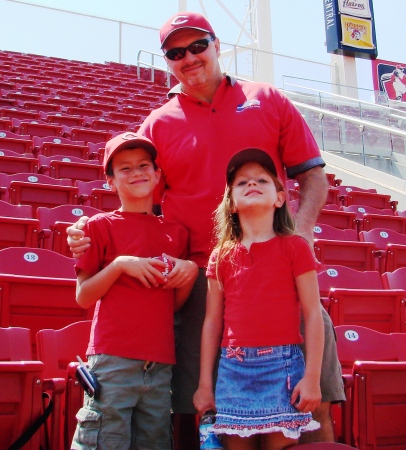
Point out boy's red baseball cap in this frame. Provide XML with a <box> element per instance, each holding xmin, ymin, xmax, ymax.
<box><xmin>160</xmin><ymin>11</ymin><xmax>215</xmax><ymax>48</ymax></box>
<box><xmin>103</xmin><ymin>132</ymin><xmax>157</xmax><ymax>172</ymax></box>
<box><xmin>226</xmin><ymin>148</ymin><xmax>277</xmax><ymax>185</ymax></box>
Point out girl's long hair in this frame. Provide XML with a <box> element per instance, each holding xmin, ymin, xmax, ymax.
<box><xmin>213</xmin><ymin>169</ymin><xmax>295</xmax><ymax>281</ymax></box>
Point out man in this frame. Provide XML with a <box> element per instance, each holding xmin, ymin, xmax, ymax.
<box><xmin>68</xmin><ymin>11</ymin><xmax>345</xmax><ymax>448</ymax></box>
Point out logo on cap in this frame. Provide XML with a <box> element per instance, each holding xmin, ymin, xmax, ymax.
<box><xmin>171</xmin><ymin>16</ymin><xmax>189</xmax><ymax>26</ymax></box>
<box><xmin>121</xmin><ymin>132</ymin><xmax>138</xmax><ymax>141</ymax></box>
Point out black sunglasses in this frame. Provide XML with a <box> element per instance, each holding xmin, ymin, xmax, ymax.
<box><xmin>164</xmin><ymin>37</ymin><xmax>216</xmax><ymax>61</ymax></box>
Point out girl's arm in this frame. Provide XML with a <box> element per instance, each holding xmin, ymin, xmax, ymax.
<box><xmin>76</xmin><ymin>256</ymin><xmax>168</xmax><ymax>309</ymax></box>
<box><xmin>291</xmin><ymin>270</ymin><xmax>324</xmax><ymax>413</ymax></box>
<box><xmin>193</xmin><ymin>277</ymin><xmax>224</xmax><ymax>416</ymax></box>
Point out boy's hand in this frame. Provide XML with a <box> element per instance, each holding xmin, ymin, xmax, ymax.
<box><xmin>290</xmin><ymin>375</ymin><xmax>321</xmax><ymax>413</ymax></box>
<box><xmin>67</xmin><ymin>216</ymin><xmax>91</xmax><ymax>258</ymax></box>
<box><xmin>161</xmin><ymin>253</ymin><xmax>198</xmax><ymax>289</ymax></box>
<box><xmin>193</xmin><ymin>386</ymin><xmax>216</xmax><ymax>417</ymax></box>
<box><xmin>117</xmin><ymin>256</ymin><xmax>167</xmax><ymax>288</ymax></box>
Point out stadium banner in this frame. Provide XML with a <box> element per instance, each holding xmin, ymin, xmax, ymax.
<box><xmin>372</xmin><ymin>59</ymin><xmax>406</xmax><ymax>102</ymax></box>
<box><xmin>340</xmin><ymin>15</ymin><xmax>374</xmax><ymax>49</ymax></box>
<box><xmin>337</xmin><ymin>0</ymin><xmax>371</xmax><ymax>18</ymax></box>
<box><xmin>323</xmin><ymin>0</ymin><xmax>377</xmax><ymax>59</ymax></box>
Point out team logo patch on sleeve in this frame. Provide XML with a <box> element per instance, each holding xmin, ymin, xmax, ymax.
<box><xmin>236</xmin><ymin>99</ymin><xmax>261</xmax><ymax>112</ymax></box>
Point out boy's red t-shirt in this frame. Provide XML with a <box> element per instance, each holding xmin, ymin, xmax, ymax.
<box><xmin>75</xmin><ymin>211</ymin><xmax>188</xmax><ymax>364</ymax></box>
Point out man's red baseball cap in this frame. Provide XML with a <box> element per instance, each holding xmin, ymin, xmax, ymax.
<box><xmin>160</xmin><ymin>11</ymin><xmax>215</xmax><ymax>48</ymax></box>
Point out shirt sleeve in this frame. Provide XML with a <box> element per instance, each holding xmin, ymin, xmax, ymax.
<box><xmin>289</xmin><ymin>235</ymin><xmax>317</xmax><ymax>277</ymax></box>
<box><xmin>205</xmin><ymin>249</ymin><xmax>219</xmax><ymax>279</ymax></box>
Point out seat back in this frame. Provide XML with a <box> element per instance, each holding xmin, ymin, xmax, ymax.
<box><xmin>0</xmin><ymin>327</ymin><xmax>32</xmax><ymax>360</ymax></box>
<box><xmin>360</xmin><ymin>228</ymin><xmax>406</xmax><ymax>251</ymax></box>
<box><xmin>382</xmin><ymin>267</ymin><xmax>406</xmax><ymax>290</ymax></box>
<box><xmin>346</xmin><ymin>190</ymin><xmax>393</xmax><ymax>210</ymax></box>
<box><xmin>335</xmin><ymin>325</ymin><xmax>400</xmax><ymax>375</ymax></box>
<box><xmin>0</xmin><ymin>361</ymin><xmax>45</xmax><ymax>450</ymax></box>
<box><xmin>313</xmin><ymin>223</ymin><xmax>358</xmax><ymax>241</ymax></box>
<box><xmin>0</xmin><ymin>247</ymin><xmax>92</xmax><ymax>356</ymax></box>
<box><xmin>362</xmin><ymin>214</ymin><xmax>406</xmax><ymax>234</ymax></box>
<box><xmin>37</xmin><ymin>321</ymin><xmax>92</xmax><ymax>450</ymax></box>
<box><xmin>36</xmin><ymin>320</ymin><xmax>92</xmax><ymax>379</ymax></box>
<box><xmin>76</xmin><ymin>179</ymin><xmax>120</xmax><ymax>212</ymax></box>
<box><xmin>328</xmin><ymin>288</ymin><xmax>406</xmax><ymax>333</ymax></box>
<box><xmin>314</xmin><ymin>240</ymin><xmax>376</xmax><ymax>271</ymax></box>
<box><xmin>352</xmin><ymin>361</ymin><xmax>406</xmax><ymax>449</ymax></box>
<box><xmin>37</xmin><ymin>205</ymin><xmax>102</xmax><ymax>255</ymax></box>
<box><xmin>316</xmin><ymin>209</ymin><xmax>357</xmax><ymax>230</ymax></box>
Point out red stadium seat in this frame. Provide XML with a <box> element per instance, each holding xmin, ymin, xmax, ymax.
<box><xmin>36</xmin><ymin>321</ymin><xmax>92</xmax><ymax>450</ymax></box>
<box><xmin>345</xmin><ymin>190</ymin><xmax>397</xmax><ymax>212</ymax></box>
<box><xmin>0</xmin><ymin>326</ymin><xmax>32</xmax><ymax>360</ymax></box>
<box><xmin>0</xmin><ymin>148</ymin><xmax>38</xmax><ymax>174</ymax></box>
<box><xmin>63</xmin><ymin>126</ymin><xmax>111</xmax><ymax>144</ymax></box>
<box><xmin>0</xmin><ymin>361</ymin><xmax>46</xmax><ymax>450</ymax></box>
<box><xmin>351</xmin><ymin>361</ymin><xmax>406</xmax><ymax>449</ymax></box>
<box><xmin>328</xmin><ymin>288</ymin><xmax>406</xmax><ymax>333</ymax></box>
<box><xmin>13</xmin><ymin>119</ymin><xmax>63</xmax><ymax>138</ymax></box>
<box><xmin>361</xmin><ymin>213</ymin><xmax>406</xmax><ymax>234</ymax></box>
<box><xmin>359</xmin><ymin>228</ymin><xmax>406</xmax><ymax>273</ymax></box>
<box><xmin>0</xmin><ymin>200</ymin><xmax>39</xmax><ymax>249</ymax></box>
<box><xmin>314</xmin><ymin>239</ymin><xmax>376</xmax><ymax>271</ymax></box>
<box><xmin>334</xmin><ymin>325</ymin><xmax>406</xmax><ymax>445</ymax></box>
<box><xmin>395</xmin><ymin>209</ymin><xmax>406</xmax><ymax>217</ymax></box>
<box><xmin>40</xmin><ymin>111</ymin><xmax>84</xmax><ymax>128</ymax></box>
<box><xmin>382</xmin><ymin>267</ymin><xmax>406</xmax><ymax>291</ymax></box>
<box><xmin>34</xmin><ymin>135</ymin><xmax>89</xmax><ymax>159</ymax></box>
<box><xmin>316</xmin><ymin>209</ymin><xmax>357</xmax><ymax>230</ymax></box>
<box><xmin>0</xmin><ymin>130</ymin><xmax>34</xmax><ymax>154</ymax></box>
<box><xmin>0</xmin><ymin>247</ymin><xmax>92</xmax><ymax>357</ymax></box>
<box><xmin>335</xmin><ymin>185</ymin><xmax>376</xmax><ymax>206</ymax></box>
<box><xmin>341</xmin><ymin>205</ymin><xmax>394</xmax><ymax>233</ymax></box>
<box><xmin>37</xmin><ymin>204</ymin><xmax>102</xmax><ymax>255</ymax></box>
<box><xmin>38</xmin><ymin>154</ymin><xmax>104</xmax><ymax>184</ymax></box>
<box><xmin>76</xmin><ymin>179</ymin><xmax>120</xmax><ymax>212</ymax></box>
<box><xmin>317</xmin><ymin>265</ymin><xmax>382</xmax><ymax>311</ymax></box>
<box><xmin>313</xmin><ymin>223</ymin><xmax>358</xmax><ymax>242</ymax></box>
<box><xmin>0</xmin><ymin>172</ymin><xmax>79</xmax><ymax>212</ymax></box>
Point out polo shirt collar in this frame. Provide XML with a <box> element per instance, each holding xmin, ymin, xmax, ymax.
<box><xmin>167</xmin><ymin>73</ymin><xmax>236</xmax><ymax>99</ymax></box>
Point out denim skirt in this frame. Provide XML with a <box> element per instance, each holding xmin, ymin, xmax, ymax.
<box><xmin>212</xmin><ymin>344</ymin><xmax>320</xmax><ymax>439</ymax></box>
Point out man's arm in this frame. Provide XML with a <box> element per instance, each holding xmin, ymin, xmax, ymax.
<box><xmin>294</xmin><ymin>166</ymin><xmax>328</xmax><ymax>246</ymax></box>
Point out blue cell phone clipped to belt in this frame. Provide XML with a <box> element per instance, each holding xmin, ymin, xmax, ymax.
<box><xmin>76</xmin><ymin>355</ymin><xmax>101</xmax><ymax>399</ymax></box>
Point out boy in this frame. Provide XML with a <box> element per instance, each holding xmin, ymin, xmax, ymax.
<box><xmin>71</xmin><ymin>132</ymin><xmax>198</xmax><ymax>450</ymax></box>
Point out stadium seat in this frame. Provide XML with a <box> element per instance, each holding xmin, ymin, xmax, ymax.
<box><xmin>0</xmin><ymin>200</ymin><xmax>39</xmax><ymax>249</ymax></box>
<box><xmin>382</xmin><ymin>266</ymin><xmax>406</xmax><ymax>291</ymax></box>
<box><xmin>76</xmin><ymin>179</ymin><xmax>120</xmax><ymax>211</ymax></box>
<box><xmin>314</xmin><ymin>239</ymin><xmax>376</xmax><ymax>271</ymax></box>
<box><xmin>313</xmin><ymin>223</ymin><xmax>358</xmax><ymax>242</ymax></box>
<box><xmin>37</xmin><ymin>204</ymin><xmax>102</xmax><ymax>255</ymax></box>
<box><xmin>34</xmin><ymin>135</ymin><xmax>89</xmax><ymax>159</ymax></box>
<box><xmin>395</xmin><ymin>209</ymin><xmax>406</xmax><ymax>217</ymax></box>
<box><xmin>38</xmin><ymin>154</ymin><xmax>104</xmax><ymax>183</ymax></box>
<box><xmin>351</xmin><ymin>361</ymin><xmax>406</xmax><ymax>449</ymax></box>
<box><xmin>0</xmin><ymin>361</ymin><xmax>46</xmax><ymax>450</ymax></box>
<box><xmin>84</xmin><ymin>116</ymin><xmax>129</xmax><ymax>133</ymax></box>
<box><xmin>359</xmin><ymin>228</ymin><xmax>406</xmax><ymax>273</ymax></box>
<box><xmin>328</xmin><ymin>288</ymin><xmax>406</xmax><ymax>333</ymax></box>
<box><xmin>317</xmin><ymin>265</ymin><xmax>383</xmax><ymax>311</ymax></box>
<box><xmin>335</xmin><ymin>185</ymin><xmax>377</xmax><ymax>206</ymax></box>
<box><xmin>62</xmin><ymin>126</ymin><xmax>111</xmax><ymax>144</ymax></box>
<box><xmin>0</xmin><ymin>117</ymin><xmax>12</xmax><ymax>131</ymax></box>
<box><xmin>13</xmin><ymin>119</ymin><xmax>63</xmax><ymax>138</ymax></box>
<box><xmin>0</xmin><ymin>172</ymin><xmax>79</xmax><ymax>212</ymax></box>
<box><xmin>345</xmin><ymin>190</ymin><xmax>397</xmax><ymax>212</ymax></box>
<box><xmin>0</xmin><ymin>247</ymin><xmax>92</xmax><ymax>357</ymax></box>
<box><xmin>334</xmin><ymin>325</ymin><xmax>406</xmax><ymax>445</ymax></box>
<box><xmin>36</xmin><ymin>321</ymin><xmax>92</xmax><ymax>450</ymax></box>
<box><xmin>0</xmin><ymin>148</ymin><xmax>38</xmax><ymax>174</ymax></box>
<box><xmin>0</xmin><ymin>326</ymin><xmax>32</xmax><ymax>360</ymax></box>
<box><xmin>0</xmin><ymin>130</ymin><xmax>34</xmax><ymax>154</ymax></box>
<box><xmin>361</xmin><ymin>213</ymin><xmax>406</xmax><ymax>234</ymax></box>
<box><xmin>40</xmin><ymin>111</ymin><xmax>84</xmax><ymax>128</ymax></box>
<box><xmin>316</xmin><ymin>209</ymin><xmax>357</xmax><ymax>230</ymax></box>
<box><xmin>341</xmin><ymin>204</ymin><xmax>394</xmax><ymax>233</ymax></box>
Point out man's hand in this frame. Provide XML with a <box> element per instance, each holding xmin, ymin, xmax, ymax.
<box><xmin>66</xmin><ymin>216</ymin><xmax>91</xmax><ymax>258</ymax></box>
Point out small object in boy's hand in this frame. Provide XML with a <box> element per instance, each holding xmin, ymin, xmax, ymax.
<box><xmin>153</xmin><ymin>255</ymin><xmax>174</xmax><ymax>276</ymax></box>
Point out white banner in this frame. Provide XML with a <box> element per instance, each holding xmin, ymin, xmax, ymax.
<box><xmin>338</xmin><ymin>0</ymin><xmax>371</xmax><ymax>18</ymax></box>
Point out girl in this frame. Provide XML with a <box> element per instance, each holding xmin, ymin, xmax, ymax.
<box><xmin>193</xmin><ymin>148</ymin><xmax>324</xmax><ymax>450</ymax></box>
